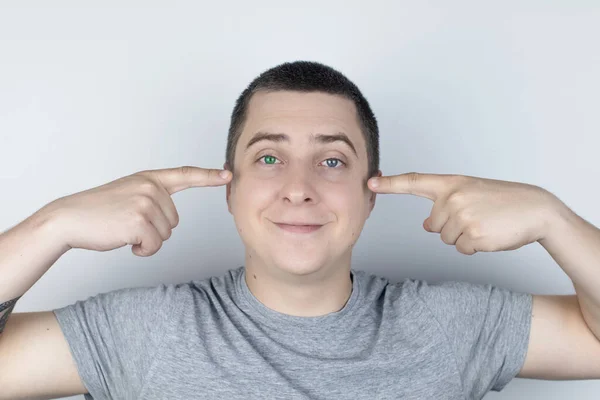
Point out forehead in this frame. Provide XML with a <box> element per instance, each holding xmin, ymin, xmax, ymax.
<box><xmin>239</xmin><ymin>91</ymin><xmax>364</xmax><ymax>147</ymax></box>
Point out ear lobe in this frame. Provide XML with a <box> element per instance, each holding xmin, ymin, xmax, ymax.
<box><xmin>368</xmin><ymin>192</ymin><xmax>377</xmax><ymax>213</ymax></box>
<box><xmin>226</xmin><ymin>180</ymin><xmax>232</xmax><ymax>215</ymax></box>
<box><xmin>226</xmin><ymin>183</ymin><xmax>232</xmax><ymax>214</ymax></box>
<box><xmin>367</xmin><ymin>170</ymin><xmax>382</xmax><ymax>216</ymax></box>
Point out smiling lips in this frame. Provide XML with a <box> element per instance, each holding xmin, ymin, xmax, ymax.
<box><xmin>274</xmin><ymin>222</ymin><xmax>323</xmax><ymax>233</ymax></box>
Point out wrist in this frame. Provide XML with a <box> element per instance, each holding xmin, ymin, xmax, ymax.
<box><xmin>539</xmin><ymin>198</ymin><xmax>576</xmax><ymax>247</ymax></box>
<box><xmin>29</xmin><ymin>201</ymin><xmax>72</xmax><ymax>254</ymax></box>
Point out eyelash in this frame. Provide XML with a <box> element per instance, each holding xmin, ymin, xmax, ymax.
<box><xmin>257</xmin><ymin>155</ymin><xmax>346</xmax><ymax>168</ymax></box>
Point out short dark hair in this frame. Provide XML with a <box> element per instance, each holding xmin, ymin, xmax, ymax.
<box><xmin>225</xmin><ymin>61</ymin><xmax>379</xmax><ymax>178</ymax></box>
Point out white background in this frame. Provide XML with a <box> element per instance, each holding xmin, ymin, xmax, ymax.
<box><xmin>1</xmin><ymin>1</ymin><xmax>599</xmax><ymax>399</ymax></box>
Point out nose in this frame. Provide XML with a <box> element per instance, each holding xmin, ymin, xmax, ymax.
<box><xmin>279</xmin><ymin>168</ymin><xmax>320</xmax><ymax>205</ymax></box>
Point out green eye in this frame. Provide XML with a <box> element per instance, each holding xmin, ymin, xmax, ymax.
<box><xmin>262</xmin><ymin>155</ymin><xmax>277</xmax><ymax>164</ymax></box>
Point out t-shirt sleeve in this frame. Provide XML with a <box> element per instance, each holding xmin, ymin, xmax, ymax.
<box><xmin>52</xmin><ymin>283</ymin><xmax>178</xmax><ymax>400</ymax></box>
<box><xmin>414</xmin><ymin>279</ymin><xmax>533</xmax><ymax>399</ymax></box>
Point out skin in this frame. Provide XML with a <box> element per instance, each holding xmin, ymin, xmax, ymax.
<box><xmin>369</xmin><ymin>172</ymin><xmax>600</xmax><ymax>343</ymax></box>
<box><xmin>225</xmin><ymin>91</ymin><xmax>379</xmax><ymax>317</ymax></box>
<box><xmin>222</xmin><ymin>90</ymin><xmax>600</xmax><ymax>356</ymax></box>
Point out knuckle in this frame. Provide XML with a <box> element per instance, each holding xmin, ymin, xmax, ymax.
<box><xmin>455</xmin><ymin>208</ymin><xmax>471</xmax><ymax>223</ymax></box>
<box><xmin>446</xmin><ymin>191</ymin><xmax>466</xmax><ymax>206</ymax></box>
<box><xmin>465</xmin><ymin>224</ymin><xmax>482</xmax><ymax>239</ymax></box>
<box><xmin>138</xmin><ymin>180</ymin><xmax>160</xmax><ymax>195</ymax></box>
<box><xmin>131</xmin><ymin>212</ymin><xmax>147</xmax><ymax>226</ymax></box>
<box><xmin>451</xmin><ymin>174</ymin><xmax>470</xmax><ymax>185</ymax></box>
<box><xmin>179</xmin><ymin>166</ymin><xmax>195</xmax><ymax>177</ymax></box>
<box><xmin>134</xmin><ymin>195</ymin><xmax>155</xmax><ymax>212</ymax></box>
<box><xmin>206</xmin><ymin>168</ymin><xmax>215</xmax><ymax>182</ymax></box>
<box><xmin>406</xmin><ymin>172</ymin><xmax>420</xmax><ymax>186</ymax></box>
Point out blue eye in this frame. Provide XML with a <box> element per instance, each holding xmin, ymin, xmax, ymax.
<box><xmin>321</xmin><ymin>158</ymin><xmax>345</xmax><ymax>168</ymax></box>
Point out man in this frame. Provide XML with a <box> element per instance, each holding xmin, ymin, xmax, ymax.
<box><xmin>1</xmin><ymin>61</ymin><xmax>599</xmax><ymax>399</ymax></box>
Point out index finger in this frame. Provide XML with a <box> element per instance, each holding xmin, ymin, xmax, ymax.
<box><xmin>148</xmin><ymin>166</ymin><xmax>232</xmax><ymax>194</ymax></box>
<box><xmin>368</xmin><ymin>172</ymin><xmax>453</xmax><ymax>201</ymax></box>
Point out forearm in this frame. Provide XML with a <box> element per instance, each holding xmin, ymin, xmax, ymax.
<box><xmin>538</xmin><ymin>204</ymin><xmax>600</xmax><ymax>338</ymax></box>
<box><xmin>0</xmin><ymin>206</ymin><xmax>70</xmax><ymax>334</ymax></box>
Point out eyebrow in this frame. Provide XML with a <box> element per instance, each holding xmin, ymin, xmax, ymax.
<box><xmin>244</xmin><ymin>131</ymin><xmax>358</xmax><ymax>156</ymax></box>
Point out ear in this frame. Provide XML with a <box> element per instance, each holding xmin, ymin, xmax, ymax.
<box><xmin>367</xmin><ymin>170</ymin><xmax>383</xmax><ymax>216</ymax></box>
<box><xmin>224</xmin><ymin>162</ymin><xmax>233</xmax><ymax>214</ymax></box>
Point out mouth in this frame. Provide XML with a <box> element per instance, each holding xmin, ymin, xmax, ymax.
<box><xmin>274</xmin><ymin>222</ymin><xmax>324</xmax><ymax>234</ymax></box>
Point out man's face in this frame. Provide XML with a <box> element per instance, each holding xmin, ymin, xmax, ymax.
<box><xmin>227</xmin><ymin>90</ymin><xmax>377</xmax><ymax>277</ymax></box>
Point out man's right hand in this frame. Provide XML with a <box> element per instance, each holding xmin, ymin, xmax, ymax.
<box><xmin>40</xmin><ymin>166</ymin><xmax>232</xmax><ymax>257</ymax></box>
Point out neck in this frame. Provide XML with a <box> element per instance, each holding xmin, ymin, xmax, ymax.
<box><xmin>243</xmin><ymin>252</ymin><xmax>354</xmax><ymax>317</ymax></box>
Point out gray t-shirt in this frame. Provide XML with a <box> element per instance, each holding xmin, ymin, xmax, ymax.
<box><xmin>53</xmin><ymin>266</ymin><xmax>532</xmax><ymax>400</ymax></box>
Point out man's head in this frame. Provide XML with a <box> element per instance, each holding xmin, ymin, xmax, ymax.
<box><xmin>226</xmin><ymin>61</ymin><xmax>379</xmax><ymax>178</ymax></box>
<box><xmin>225</xmin><ymin>61</ymin><xmax>380</xmax><ymax>278</ymax></box>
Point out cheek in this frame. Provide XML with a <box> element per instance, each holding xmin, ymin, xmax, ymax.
<box><xmin>231</xmin><ymin>175</ymin><xmax>277</xmax><ymax>215</ymax></box>
<box><xmin>322</xmin><ymin>182</ymin><xmax>370</xmax><ymax>219</ymax></box>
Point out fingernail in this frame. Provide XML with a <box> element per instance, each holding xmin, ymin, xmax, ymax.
<box><xmin>219</xmin><ymin>170</ymin><xmax>231</xmax><ymax>179</ymax></box>
<box><xmin>370</xmin><ymin>178</ymin><xmax>380</xmax><ymax>188</ymax></box>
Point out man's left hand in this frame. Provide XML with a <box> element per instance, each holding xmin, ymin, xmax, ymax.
<box><xmin>368</xmin><ymin>173</ymin><xmax>567</xmax><ymax>255</ymax></box>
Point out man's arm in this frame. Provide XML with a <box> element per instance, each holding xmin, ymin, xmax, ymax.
<box><xmin>0</xmin><ymin>210</ymin><xmax>87</xmax><ymax>398</ymax></box>
<box><xmin>540</xmin><ymin>207</ymin><xmax>600</xmax><ymax>338</ymax></box>
<box><xmin>520</xmin><ymin>294</ymin><xmax>600</xmax><ymax>379</ymax></box>
<box><xmin>519</xmin><ymin>207</ymin><xmax>600</xmax><ymax>379</ymax></box>
<box><xmin>0</xmin><ymin>208</ymin><xmax>68</xmax><ymax>334</ymax></box>
<box><xmin>0</xmin><ymin>311</ymin><xmax>88</xmax><ymax>399</ymax></box>
<box><xmin>0</xmin><ymin>297</ymin><xmax>19</xmax><ymax>334</ymax></box>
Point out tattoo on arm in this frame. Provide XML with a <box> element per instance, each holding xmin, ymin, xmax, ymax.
<box><xmin>0</xmin><ymin>297</ymin><xmax>21</xmax><ymax>335</ymax></box>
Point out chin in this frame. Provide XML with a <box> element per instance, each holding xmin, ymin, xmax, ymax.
<box><xmin>270</xmin><ymin>252</ymin><xmax>330</xmax><ymax>277</ymax></box>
